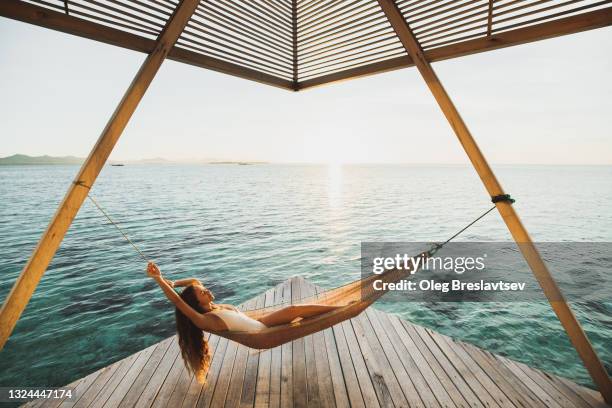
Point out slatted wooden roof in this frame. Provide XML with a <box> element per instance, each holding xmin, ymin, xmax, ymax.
<box><xmin>2</xmin><ymin>0</ymin><xmax>612</xmax><ymax>91</ymax></box>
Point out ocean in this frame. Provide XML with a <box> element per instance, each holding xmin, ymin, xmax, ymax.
<box><xmin>0</xmin><ymin>163</ymin><xmax>610</xmax><ymax>391</ymax></box>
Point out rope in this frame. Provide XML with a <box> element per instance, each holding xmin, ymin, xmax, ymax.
<box><xmin>86</xmin><ymin>193</ymin><xmax>150</xmax><ymax>263</ymax></box>
<box><xmin>84</xmin><ymin>186</ymin><xmax>514</xmax><ymax>309</ymax></box>
<box><xmin>428</xmin><ymin>193</ymin><xmax>515</xmax><ymax>255</ymax></box>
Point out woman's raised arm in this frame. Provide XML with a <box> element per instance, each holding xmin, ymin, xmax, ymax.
<box><xmin>147</xmin><ymin>263</ymin><xmax>204</xmax><ymax>326</ymax></box>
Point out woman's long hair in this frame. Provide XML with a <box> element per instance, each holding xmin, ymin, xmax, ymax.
<box><xmin>175</xmin><ymin>285</ymin><xmax>211</xmax><ymax>384</ymax></box>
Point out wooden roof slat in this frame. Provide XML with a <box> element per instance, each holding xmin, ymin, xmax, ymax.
<box><xmin>299</xmin><ymin>0</ymin><xmax>336</xmax><ymax>21</ymax></box>
<box><xmin>299</xmin><ymin>27</ymin><xmax>394</xmax><ymax>60</ymax></box>
<box><xmin>3</xmin><ymin>0</ymin><xmax>611</xmax><ymax>90</ymax></box>
<box><xmin>202</xmin><ymin>0</ymin><xmax>293</xmax><ymax>49</ymax></box>
<box><xmin>299</xmin><ymin>21</ymin><xmax>395</xmax><ymax>53</ymax></box>
<box><xmin>300</xmin><ymin>3</ymin><xmax>380</xmax><ymax>39</ymax></box>
<box><xmin>180</xmin><ymin>26</ymin><xmax>293</xmax><ymax>72</ymax></box>
<box><xmin>298</xmin><ymin>9</ymin><xmax>383</xmax><ymax>45</ymax></box>
<box><xmin>186</xmin><ymin>16</ymin><xmax>293</xmax><ymax>64</ymax></box>
<box><xmin>298</xmin><ymin>6</ymin><xmax>612</xmax><ymax>88</ymax></box>
<box><xmin>300</xmin><ymin>31</ymin><xmax>398</xmax><ymax>63</ymax></box>
<box><xmin>208</xmin><ymin>0</ymin><xmax>293</xmax><ymax>42</ymax></box>
<box><xmin>299</xmin><ymin>42</ymin><xmax>404</xmax><ymax>73</ymax></box>
<box><xmin>299</xmin><ymin>0</ymin><xmax>368</xmax><ymax>33</ymax></box>
<box><xmin>418</xmin><ymin>0</ymin><xmax>609</xmax><ymax>46</ymax></box>
<box><xmin>176</xmin><ymin>39</ymin><xmax>294</xmax><ymax>80</ymax></box>
<box><xmin>196</xmin><ymin>5</ymin><xmax>293</xmax><ymax>57</ymax></box>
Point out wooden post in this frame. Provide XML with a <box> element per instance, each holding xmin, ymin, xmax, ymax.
<box><xmin>376</xmin><ymin>0</ymin><xmax>612</xmax><ymax>402</ymax></box>
<box><xmin>0</xmin><ymin>0</ymin><xmax>200</xmax><ymax>350</ymax></box>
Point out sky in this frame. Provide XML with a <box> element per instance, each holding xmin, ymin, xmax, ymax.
<box><xmin>0</xmin><ymin>17</ymin><xmax>611</xmax><ymax>165</ymax></box>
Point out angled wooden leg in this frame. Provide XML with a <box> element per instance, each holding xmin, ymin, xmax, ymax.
<box><xmin>0</xmin><ymin>0</ymin><xmax>201</xmax><ymax>350</ymax></box>
<box><xmin>376</xmin><ymin>0</ymin><xmax>612</xmax><ymax>402</ymax></box>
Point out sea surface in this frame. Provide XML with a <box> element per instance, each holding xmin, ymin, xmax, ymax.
<box><xmin>0</xmin><ymin>164</ymin><xmax>610</xmax><ymax>392</ymax></box>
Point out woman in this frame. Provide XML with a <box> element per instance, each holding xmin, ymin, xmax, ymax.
<box><xmin>147</xmin><ymin>262</ymin><xmax>341</xmax><ymax>384</ymax></box>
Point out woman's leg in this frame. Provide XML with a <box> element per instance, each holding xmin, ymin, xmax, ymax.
<box><xmin>258</xmin><ymin>304</ymin><xmax>341</xmax><ymax>327</ymax></box>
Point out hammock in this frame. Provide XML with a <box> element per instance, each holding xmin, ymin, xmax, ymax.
<box><xmin>85</xmin><ymin>192</ymin><xmax>504</xmax><ymax>350</ymax></box>
<box><xmin>208</xmin><ymin>258</ymin><xmax>424</xmax><ymax>349</ymax></box>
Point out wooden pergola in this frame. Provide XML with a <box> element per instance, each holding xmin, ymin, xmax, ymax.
<box><xmin>1</xmin><ymin>0</ymin><xmax>611</xmax><ymax>403</ymax></box>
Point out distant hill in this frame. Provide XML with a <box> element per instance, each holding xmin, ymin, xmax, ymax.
<box><xmin>0</xmin><ymin>154</ymin><xmax>267</xmax><ymax>165</ymax></box>
<box><xmin>0</xmin><ymin>154</ymin><xmax>84</xmax><ymax>165</ymax></box>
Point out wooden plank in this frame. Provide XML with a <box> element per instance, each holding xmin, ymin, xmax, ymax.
<box><xmin>224</xmin><ymin>295</ymin><xmax>260</xmax><ymax>408</ymax></box>
<box><xmin>350</xmin><ymin>313</ymin><xmax>408</xmax><ymax>407</ymax></box>
<box><xmin>420</xmin><ymin>326</ymin><xmax>516</xmax><ymax>408</ymax></box>
<box><xmin>520</xmin><ymin>365</ymin><xmax>593</xmax><ymax>408</ymax></box>
<box><xmin>165</xmin><ymin>358</ymin><xmax>192</xmax><ymax>407</ymax></box>
<box><xmin>376</xmin><ymin>311</ymin><xmax>450</xmax><ymax>408</ymax></box>
<box><xmin>467</xmin><ymin>345</ymin><xmax>553</xmax><ymax>408</ymax></box>
<box><xmin>214</xmin><ymin>285</ymin><xmax>267</xmax><ymax>407</ymax></box>
<box><xmin>180</xmin><ymin>333</ymin><xmax>216</xmax><ymax>408</ymax></box>
<box><xmin>254</xmin><ymin>288</ymin><xmax>276</xmax><ymax>407</ymax></box>
<box><xmin>298</xmin><ymin>7</ymin><xmax>612</xmax><ymax>90</ymax></box>
<box><xmin>554</xmin><ymin>375</ymin><xmax>608</xmax><ymax>408</ymax></box>
<box><xmin>499</xmin><ymin>355</ymin><xmax>586</xmax><ymax>407</ymax></box>
<box><xmin>0</xmin><ymin>0</ymin><xmax>295</xmax><ymax>91</ymax></box>
<box><xmin>300</xmin><ymin>278</ymin><xmax>322</xmax><ymax>408</ymax></box>
<box><xmin>208</xmin><ymin>335</ymin><xmax>239</xmax><ymax>407</ymax></box>
<box><xmin>96</xmin><ymin>340</ymin><xmax>160</xmax><ymax>407</ymax></box>
<box><xmin>268</xmin><ymin>282</ymin><xmax>287</xmax><ymax>408</ymax></box>
<box><xmin>117</xmin><ymin>336</ymin><xmax>175</xmax><ymax>407</ymax></box>
<box><xmin>375</xmin><ymin>0</ymin><xmax>612</xmax><ymax>403</ymax></box>
<box><xmin>330</xmin><ymin>320</ymin><xmax>367</xmax><ymax>408</ymax></box>
<box><xmin>68</xmin><ymin>355</ymin><xmax>134</xmax><ymax>408</ymax></box>
<box><xmin>340</xmin><ymin>318</ymin><xmax>383</xmax><ymax>407</ymax></box>
<box><xmin>84</xmin><ymin>351</ymin><xmax>142</xmax><ymax>408</ymax></box>
<box><xmin>197</xmin><ymin>334</ymin><xmax>230</xmax><ymax>408</ymax></box>
<box><xmin>35</xmin><ymin>372</ymin><xmax>95</xmax><ymax>408</ymax></box>
<box><xmin>402</xmin><ymin>321</ymin><xmax>498</xmax><ymax>408</ymax></box>
<box><xmin>361</xmin><ymin>309</ymin><xmax>427</xmax><ymax>407</ymax></box>
<box><xmin>0</xmin><ymin>0</ymin><xmax>202</xmax><ymax>351</ymax></box>
<box><xmin>212</xmin><ymin>286</ymin><xmax>260</xmax><ymax>407</ymax></box>
<box><xmin>456</xmin><ymin>341</ymin><xmax>539</xmax><ymax>408</ymax></box>
<box><xmin>314</xmin><ymin>284</ymin><xmax>350</xmax><ymax>408</ymax></box>
<box><xmin>151</xmin><ymin>338</ymin><xmax>189</xmax><ymax>408</ymax></box>
<box><xmin>279</xmin><ymin>279</ymin><xmax>294</xmax><ymax>408</ymax></box>
<box><xmin>238</xmin><ymin>291</ymin><xmax>267</xmax><ymax>407</ymax></box>
<box><xmin>497</xmin><ymin>355</ymin><xmax>565</xmax><ymax>408</ymax></box>
<box><xmin>145</xmin><ymin>339</ymin><xmax>184</xmax><ymax>408</ymax></box>
<box><xmin>291</xmin><ymin>277</ymin><xmax>309</xmax><ymax>408</ymax></box>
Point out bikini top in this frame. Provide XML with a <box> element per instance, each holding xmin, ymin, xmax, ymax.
<box><xmin>208</xmin><ymin>308</ymin><xmax>267</xmax><ymax>332</ymax></box>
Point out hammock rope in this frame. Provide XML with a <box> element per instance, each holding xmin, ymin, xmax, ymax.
<box><xmin>84</xmin><ymin>191</ymin><xmax>514</xmax><ymax>313</ymax></box>
<box><xmin>80</xmin><ymin>190</ymin><xmax>519</xmax><ymax>349</ymax></box>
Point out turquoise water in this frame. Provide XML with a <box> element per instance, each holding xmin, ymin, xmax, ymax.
<box><xmin>0</xmin><ymin>164</ymin><xmax>610</xmax><ymax>390</ymax></box>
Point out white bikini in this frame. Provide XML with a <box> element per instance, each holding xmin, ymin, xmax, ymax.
<box><xmin>209</xmin><ymin>309</ymin><xmax>267</xmax><ymax>332</ymax></box>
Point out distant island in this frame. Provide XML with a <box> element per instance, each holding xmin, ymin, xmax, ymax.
<box><xmin>0</xmin><ymin>154</ymin><xmax>84</xmax><ymax>165</ymax></box>
<box><xmin>0</xmin><ymin>154</ymin><xmax>267</xmax><ymax>165</ymax></box>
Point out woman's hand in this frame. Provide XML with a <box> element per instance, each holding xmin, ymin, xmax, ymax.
<box><xmin>147</xmin><ymin>262</ymin><xmax>162</xmax><ymax>279</ymax></box>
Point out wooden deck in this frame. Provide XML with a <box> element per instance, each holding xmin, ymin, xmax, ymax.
<box><xmin>23</xmin><ymin>276</ymin><xmax>607</xmax><ymax>408</ymax></box>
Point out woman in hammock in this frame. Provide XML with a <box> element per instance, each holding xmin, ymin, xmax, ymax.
<box><xmin>147</xmin><ymin>262</ymin><xmax>342</xmax><ymax>384</ymax></box>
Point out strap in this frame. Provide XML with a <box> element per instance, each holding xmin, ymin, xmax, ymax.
<box><xmin>491</xmin><ymin>194</ymin><xmax>515</xmax><ymax>204</ymax></box>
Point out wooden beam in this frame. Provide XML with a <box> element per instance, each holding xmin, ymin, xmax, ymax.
<box><xmin>0</xmin><ymin>0</ymin><xmax>294</xmax><ymax>91</ymax></box>
<box><xmin>375</xmin><ymin>0</ymin><xmax>612</xmax><ymax>403</ymax></box>
<box><xmin>486</xmin><ymin>0</ymin><xmax>493</xmax><ymax>37</ymax></box>
<box><xmin>0</xmin><ymin>0</ymin><xmax>201</xmax><ymax>350</ymax></box>
<box><xmin>291</xmin><ymin>0</ymin><xmax>299</xmax><ymax>90</ymax></box>
<box><xmin>298</xmin><ymin>6</ymin><xmax>612</xmax><ymax>90</ymax></box>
